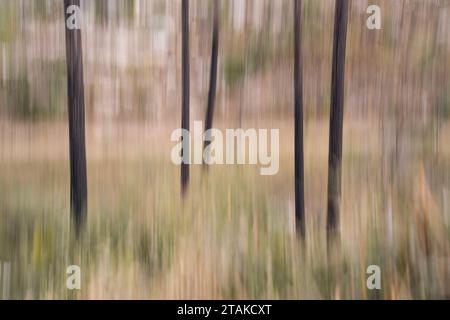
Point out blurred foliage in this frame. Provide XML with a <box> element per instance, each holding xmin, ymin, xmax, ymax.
<box><xmin>1</xmin><ymin>0</ymin><xmax>450</xmax><ymax>300</ymax></box>
<box><xmin>5</xmin><ymin>59</ymin><xmax>66</xmax><ymax>121</ymax></box>
<box><xmin>223</xmin><ymin>53</ymin><xmax>245</xmax><ymax>89</ymax></box>
<box><xmin>0</xmin><ymin>1</ymin><xmax>16</xmax><ymax>43</ymax></box>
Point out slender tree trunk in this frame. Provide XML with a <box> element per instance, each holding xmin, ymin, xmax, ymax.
<box><xmin>64</xmin><ymin>0</ymin><xmax>87</xmax><ymax>237</ymax></box>
<box><xmin>181</xmin><ymin>0</ymin><xmax>190</xmax><ymax>194</ymax></box>
<box><xmin>203</xmin><ymin>0</ymin><xmax>220</xmax><ymax>166</ymax></box>
<box><xmin>293</xmin><ymin>0</ymin><xmax>305</xmax><ymax>238</ymax></box>
<box><xmin>326</xmin><ymin>0</ymin><xmax>349</xmax><ymax>246</ymax></box>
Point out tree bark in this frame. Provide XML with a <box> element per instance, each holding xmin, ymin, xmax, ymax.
<box><xmin>326</xmin><ymin>0</ymin><xmax>349</xmax><ymax>245</ymax></box>
<box><xmin>64</xmin><ymin>0</ymin><xmax>87</xmax><ymax>237</ymax></box>
<box><xmin>293</xmin><ymin>0</ymin><xmax>305</xmax><ymax>238</ymax></box>
<box><xmin>181</xmin><ymin>0</ymin><xmax>190</xmax><ymax>194</ymax></box>
<box><xmin>203</xmin><ymin>0</ymin><xmax>220</xmax><ymax>166</ymax></box>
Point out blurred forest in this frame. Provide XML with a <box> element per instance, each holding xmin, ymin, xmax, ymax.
<box><xmin>1</xmin><ymin>0</ymin><xmax>450</xmax><ymax>299</ymax></box>
<box><xmin>2</xmin><ymin>0</ymin><xmax>448</xmax><ymax>123</ymax></box>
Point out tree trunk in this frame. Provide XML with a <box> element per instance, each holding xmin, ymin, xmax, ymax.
<box><xmin>293</xmin><ymin>0</ymin><xmax>305</xmax><ymax>238</ymax></box>
<box><xmin>181</xmin><ymin>0</ymin><xmax>190</xmax><ymax>194</ymax></box>
<box><xmin>203</xmin><ymin>0</ymin><xmax>220</xmax><ymax>166</ymax></box>
<box><xmin>64</xmin><ymin>0</ymin><xmax>87</xmax><ymax>237</ymax></box>
<box><xmin>326</xmin><ymin>0</ymin><xmax>349</xmax><ymax>245</ymax></box>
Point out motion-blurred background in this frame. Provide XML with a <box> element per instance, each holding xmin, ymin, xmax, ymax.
<box><xmin>0</xmin><ymin>0</ymin><xmax>450</xmax><ymax>299</ymax></box>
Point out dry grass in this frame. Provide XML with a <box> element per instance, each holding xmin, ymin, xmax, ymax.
<box><xmin>0</xmin><ymin>119</ymin><xmax>449</xmax><ymax>299</ymax></box>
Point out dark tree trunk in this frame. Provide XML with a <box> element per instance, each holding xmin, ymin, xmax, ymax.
<box><xmin>326</xmin><ymin>0</ymin><xmax>349</xmax><ymax>245</ymax></box>
<box><xmin>64</xmin><ymin>0</ymin><xmax>87</xmax><ymax>237</ymax></box>
<box><xmin>203</xmin><ymin>0</ymin><xmax>220</xmax><ymax>166</ymax></box>
<box><xmin>181</xmin><ymin>0</ymin><xmax>190</xmax><ymax>194</ymax></box>
<box><xmin>293</xmin><ymin>0</ymin><xmax>305</xmax><ymax>238</ymax></box>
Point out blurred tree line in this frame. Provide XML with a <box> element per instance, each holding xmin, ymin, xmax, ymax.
<box><xmin>0</xmin><ymin>0</ymin><xmax>449</xmax><ymax>124</ymax></box>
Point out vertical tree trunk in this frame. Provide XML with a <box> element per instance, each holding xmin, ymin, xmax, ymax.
<box><xmin>203</xmin><ymin>0</ymin><xmax>220</xmax><ymax>166</ymax></box>
<box><xmin>293</xmin><ymin>0</ymin><xmax>305</xmax><ymax>238</ymax></box>
<box><xmin>326</xmin><ymin>0</ymin><xmax>349</xmax><ymax>245</ymax></box>
<box><xmin>64</xmin><ymin>0</ymin><xmax>87</xmax><ymax>237</ymax></box>
<box><xmin>181</xmin><ymin>0</ymin><xmax>190</xmax><ymax>194</ymax></box>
